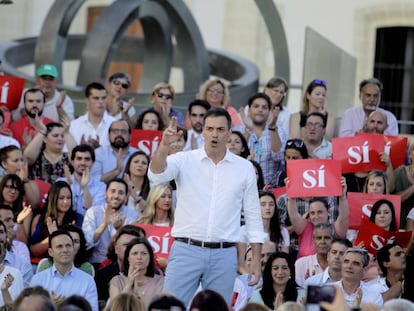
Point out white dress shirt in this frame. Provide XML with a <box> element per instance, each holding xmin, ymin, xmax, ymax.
<box><xmin>69</xmin><ymin>112</ymin><xmax>116</xmax><ymax>147</ymax></box>
<box><xmin>148</xmin><ymin>148</ymin><xmax>264</xmax><ymax>243</ymax></box>
<box><xmin>183</xmin><ymin>128</ymin><xmax>204</xmax><ymax>151</ymax></box>
<box><xmin>334</xmin><ymin>280</ymin><xmax>383</xmax><ymax>306</ymax></box>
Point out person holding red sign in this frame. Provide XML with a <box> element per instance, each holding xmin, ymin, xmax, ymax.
<box><xmin>393</xmin><ymin>143</ymin><xmax>414</xmax><ymax>229</ymax></box>
<box><xmin>287</xmin><ymin>177</ymin><xmax>349</xmax><ymax>258</ymax></box>
<box><xmin>290</xmin><ymin>79</ymin><xmax>336</xmax><ymax>141</ymax></box>
<box><xmin>148</xmin><ymin>108</ymin><xmax>264</xmax><ymax>306</ymax></box>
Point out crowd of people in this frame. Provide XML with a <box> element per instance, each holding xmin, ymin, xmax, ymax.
<box><xmin>0</xmin><ymin>63</ymin><xmax>413</xmax><ymax>311</ymax></box>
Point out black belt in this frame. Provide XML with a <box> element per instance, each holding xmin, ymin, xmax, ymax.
<box><xmin>175</xmin><ymin>237</ymin><xmax>236</xmax><ymax>249</ymax></box>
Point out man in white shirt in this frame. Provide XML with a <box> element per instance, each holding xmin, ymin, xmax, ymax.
<box><xmin>304</xmin><ymin>238</ymin><xmax>352</xmax><ymax>287</ymax></box>
<box><xmin>339</xmin><ymin>78</ymin><xmax>398</xmax><ymax>137</ymax></box>
<box><xmin>149</xmin><ymin>108</ymin><xmax>264</xmax><ymax>306</ymax></box>
<box><xmin>13</xmin><ymin>64</ymin><xmax>74</xmax><ymax>122</ymax></box>
<box><xmin>183</xmin><ymin>99</ymin><xmax>210</xmax><ymax>151</ymax></box>
<box><xmin>334</xmin><ymin>248</ymin><xmax>383</xmax><ymax>307</ymax></box>
<box><xmin>69</xmin><ymin>82</ymin><xmax>115</xmax><ymax>148</ymax></box>
<box><xmin>371</xmin><ymin>243</ymin><xmax>406</xmax><ymax>301</ymax></box>
<box><xmin>82</xmin><ymin>178</ymin><xmax>138</xmax><ymax>265</ymax></box>
<box><xmin>295</xmin><ymin>223</ymin><xmax>334</xmax><ymax>288</ymax></box>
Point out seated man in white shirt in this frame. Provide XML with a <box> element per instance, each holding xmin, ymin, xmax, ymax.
<box><xmin>339</xmin><ymin>78</ymin><xmax>398</xmax><ymax>137</ymax></box>
<box><xmin>69</xmin><ymin>82</ymin><xmax>116</xmax><ymax>149</ymax></box>
<box><xmin>82</xmin><ymin>178</ymin><xmax>138</xmax><ymax>265</ymax></box>
<box><xmin>183</xmin><ymin>99</ymin><xmax>210</xmax><ymax>151</ymax></box>
<box><xmin>304</xmin><ymin>237</ymin><xmax>352</xmax><ymax>287</ymax></box>
<box><xmin>369</xmin><ymin>243</ymin><xmax>406</xmax><ymax>302</ymax></box>
<box><xmin>334</xmin><ymin>248</ymin><xmax>383</xmax><ymax>307</ymax></box>
<box><xmin>30</xmin><ymin>230</ymin><xmax>98</xmax><ymax>311</ymax></box>
<box><xmin>295</xmin><ymin>223</ymin><xmax>334</xmax><ymax>288</ymax></box>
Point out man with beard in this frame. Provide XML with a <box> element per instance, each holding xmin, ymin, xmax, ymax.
<box><xmin>91</xmin><ymin>119</ymin><xmax>138</xmax><ymax>183</ymax></box>
<box><xmin>58</xmin><ymin>144</ymin><xmax>106</xmax><ymax>221</ymax></box>
<box><xmin>303</xmin><ymin>112</ymin><xmax>332</xmax><ymax>159</ymax></box>
<box><xmin>10</xmin><ymin>88</ymin><xmax>54</xmax><ymax>147</ymax></box>
<box><xmin>13</xmin><ymin>64</ymin><xmax>75</xmax><ymax>122</ymax></box>
<box><xmin>245</xmin><ymin>93</ymin><xmax>286</xmax><ymax>184</ymax></box>
<box><xmin>183</xmin><ymin>99</ymin><xmax>210</xmax><ymax>151</ymax></box>
<box><xmin>69</xmin><ymin>82</ymin><xmax>116</xmax><ymax>148</ymax></box>
<box><xmin>339</xmin><ymin>78</ymin><xmax>398</xmax><ymax>137</ymax></box>
<box><xmin>82</xmin><ymin>178</ymin><xmax>138</xmax><ymax>266</ymax></box>
<box><xmin>363</xmin><ymin>110</ymin><xmax>388</xmax><ymax>134</ymax></box>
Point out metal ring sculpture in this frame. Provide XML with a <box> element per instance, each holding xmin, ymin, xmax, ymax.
<box><xmin>0</xmin><ymin>0</ymin><xmax>290</xmax><ymax>108</ymax></box>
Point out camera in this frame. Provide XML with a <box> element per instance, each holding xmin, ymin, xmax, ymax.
<box><xmin>306</xmin><ymin>285</ymin><xmax>336</xmax><ymax>311</ymax></box>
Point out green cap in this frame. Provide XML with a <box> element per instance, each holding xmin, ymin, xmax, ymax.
<box><xmin>36</xmin><ymin>64</ymin><xmax>58</xmax><ymax>78</ymax></box>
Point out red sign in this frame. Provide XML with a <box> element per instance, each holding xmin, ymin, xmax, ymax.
<box><xmin>272</xmin><ymin>187</ymin><xmax>286</xmax><ymax>199</ymax></box>
<box><xmin>286</xmin><ymin>159</ymin><xmax>342</xmax><ymax>198</ymax></box>
<box><xmin>130</xmin><ymin>129</ymin><xmax>162</xmax><ymax>158</ymax></box>
<box><xmin>134</xmin><ymin>224</ymin><xmax>174</xmax><ymax>262</ymax></box>
<box><xmin>347</xmin><ymin>192</ymin><xmax>401</xmax><ymax>229</ymax></box>
<box><xmin>332</xmin><ymin>136</ymin><xmax>385</xmax><ymax>173</ymax></box>
<box><xmin>355</xmin><ymin>217</ymin><xmax>412</xmax><ymax>255</ymax></box>
<box><xmin>0</xmin><ymin>75</ymin><xmax>25</xmax><ymax>110</ymax></box>
<box><xmin>356</xmin><ymin>133</ymin><xmax>407</xmax><ymax>169</ymax></box>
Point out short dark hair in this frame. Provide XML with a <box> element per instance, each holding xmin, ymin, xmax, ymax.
<box><xmin>188</xmin><ymin>99</ymin><xmax>211</xmax><ymax>114</ymax></box>
<box><xmin>48</xmin><ymin>229</ymin><xmax>73</xmax><ymax>248</ymax></box>
<box><xmin>377</xmin><ymin>242</ymin><xmax>402</xmax><ymax>276</ymax></box>
<box><xmin>85</xmin><ymin>82</ymin><xmax>106</xmax><ymax>98</ymax></box>
<box><xmin>24</xmin><ymin>88</ymin><xmax>46</xmax><ymax>103</ymax></box>
<box><xmin>306</xmin><ymin>112</ymin><xmax>326</xmax><ymax>128</ymax></box>
<box><xmin>331</xmin><ymin>237</ymin><xmax>352</xmax><ymax>249</ymax></box>
<box><xmin>106</xmin><ymin>224</ymin><xmax>146</xmax><ymax>261</ymax></box>
<box><xmin>109</xmin><ymin>119</ymin><xmax>131</xmax><ymax>134</ymax></box>
<box><xmin>309</xmin><ymin>197</ymin><xmax>330</xmax><ymax>210</ymax></box>
<box><xmin>108</xmin><ymin>72</ymin><xmax>131</xmax><ymax>87</ymax></box>
<box><xmin>70</xmin><ymin>144</ymin><xmax>95</xmax><ymax>162</ymax></box>
<box><xmin>248</xmin><ymin>93</ymin><xmax>271</xmax><ymax>109</ymax></box>
<box><xmin>148</xmin><ymin>294</ymin><xmax>185</xmax><ymax>311</ymax></box>
<box><xmin>106</xmin><ymin>177</ymin><xmax>128</xmax><ymax>193</ymax></box>
<box><xmin>203</xmin><ymin>107</ymin><xmax>232</xmax><ymax>130</ymax></box>
<box><xmin>359</xmin><ymin>78</ymin><xmax>383</xmax><ymax>93</ymax></box>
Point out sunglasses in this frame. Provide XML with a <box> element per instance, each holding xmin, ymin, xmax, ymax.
<box><xmin>313</xmin><ymin>79</ymin><xmax>328</xmax><ymax>86</ymax></box>
<box><xmin>157</xmin><ymin>92</ymin><xmax>173</xmax><ymax>100</ymax></box>
<box><xmin>286</xmin><ymin>139</ymin><xmax>304</xmax><ymax>149</ymax></box>
<box><xmin>112</xmin><ymin>79</ymin><xmax>129</xmax><ymax>89</ymax></box>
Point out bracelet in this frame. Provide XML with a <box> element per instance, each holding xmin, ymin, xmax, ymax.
<box><xmin>22</xmin><ymin>178</ymin><xmax>30</xmax><ymax>184</ymax></box>
<box><xmin>39</xmin><ymin>130</ymin><xmax>47</xmax><ymax>137</ymax></box>
<box><xmin>268</xmin><ymin>127</ymin><xmax>276</xmax><ymax>131</ymax></box>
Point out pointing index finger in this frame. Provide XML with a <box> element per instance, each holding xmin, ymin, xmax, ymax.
<box><xmin>170</xmin><ymin>117</ymin><xmax>178</xmax><ymax>128</ymax></box>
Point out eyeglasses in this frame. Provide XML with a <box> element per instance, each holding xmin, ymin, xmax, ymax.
<box><xmin>157</xmin><ymin>92</ymin><xmax>172</xmax><ymax>100</ymax></box>
<box><xmin>286</xmin><ymin>139</ymin><xmax>304</xmax><ymax>149</ymax></box>
<box><xmin>112</xmin><ymin>79</ymin><xmax>129</xmax><ymax>89</ymax></box>
<box><xmin>207</xmin><ymin>88</ymin><xmax>224</xmax><ymax>95</ymax></box>
<box><xmin>305</xmin><ymin>122</ymin><xmax>324</xmax><ymax>129</ymax></box>
<box><xmin>110</xmin><ymin>128</ymin><xmax>129</xmax><ymax>135</ymax></box>
<box><xmin>4</xmin><ymin>184</ymin><xmax>19</xmax><ymax>191</ymax></box>
<box><xmin>313</xmin><ymin>79</ymin><xmax>328</xmax><ymax>86</ymax></box>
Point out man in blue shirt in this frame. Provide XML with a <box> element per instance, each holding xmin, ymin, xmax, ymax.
<box><xmin>30</xmin><ymin>230</ymin><xmax>98</xmax><ymax>311</ymax></box>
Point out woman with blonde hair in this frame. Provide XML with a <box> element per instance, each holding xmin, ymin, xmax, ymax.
<box><xmin>198</xmin><ymin>79</ymin><xmax>242</xmax><ymax>128</ymax></box>
<box><xmin>136</xmin><ymin>183</ymin><xmax>174</xmax><ymax>226</ymax></box>
<box><xmin>150</xmin><ymin>82</ymin><xmax>184</xmax><ymax>126</ymax></box>
<box><xmin>104</xmin><ymin>292</ymin><xmax>146</xmax><ymax>311</ymax></box>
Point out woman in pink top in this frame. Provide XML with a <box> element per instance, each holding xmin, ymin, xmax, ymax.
<box><xmin>287</xmin><ymin>177</ymin><xmax>349</xmax><ymax>258</ymax></box>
